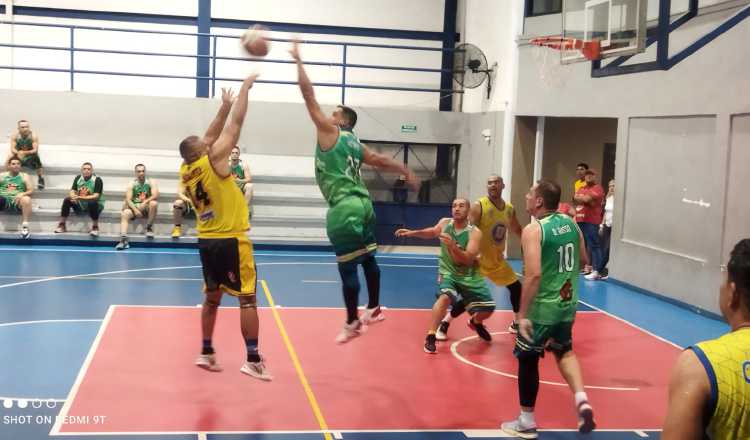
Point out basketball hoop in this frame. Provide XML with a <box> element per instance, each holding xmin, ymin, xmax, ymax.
<box><xmin>529</xmin><ymin>36</ymin><xmax>602</xmax><ymax>61</ymax></box>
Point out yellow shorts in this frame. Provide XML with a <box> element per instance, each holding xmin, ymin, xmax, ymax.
<box><xmin>197</xmin><ymin>235</ymin><xmax>257</xmax><ymax>296</ymax></box>
<box><xmin>480</xmin><ymin>259</ymin><xmax>518</xmax><ymax>287</ymax></box>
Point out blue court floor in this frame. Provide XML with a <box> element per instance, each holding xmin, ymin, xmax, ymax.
<box><xmin>0</xmin><ymin>245</ymin><xmax>728</xmax><ymax>440</ymax></box>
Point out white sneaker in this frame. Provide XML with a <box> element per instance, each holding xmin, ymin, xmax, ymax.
<box><xmin>195</xmin><ymin>354</ymin><xmax>223</xmax><ymax>372</ymax></box>
<box><xmin>360</xmin><ymin>306</ymin><xmax>385</xmax><ymax>325</ymax></box>
<box><xmin>335</xmin><ymin>319</ymin><xmax>364</xmax><ymax>344</ymax></box>
<box><xmin>584</xmin><ymin>271</ymin><xmax>600</xmax><ymax>281</ymax></box>
<box><xmin>240</xmin><ymin>359</ymin><xmax>273</xmax><ymax>381</ymax></box>
<box><xmin>501</xmin><ymin>418</ymin><xmax>538</xmax><ymax>439</ymax></box>
<box><xmin>89</xmin><ymin>228</ymin><xmax>99</xmax><ymax>237</ymax></box>
<box><xmin>577</xmin><ymin>401</ymin><xmax>596</xmax><ymax>434</ymax></box>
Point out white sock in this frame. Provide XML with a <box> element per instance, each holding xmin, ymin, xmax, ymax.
<box><xmin>21</xmin><ymin>222</ymin><xmax>28</xmax><ymax>227</ymax></box>
<box><xmin>443</xmin><ymin>311</ymin><xmax>453</xmax><ymax>322</ymax></box>
<box><xmin>575</xmin><ymin>391</ymin><xmax>589</xmax><ymax>407</ymax></box>
<box><xmin>519</xmin><ymin>410</ymin><xmax>536</xmax><ymax>427</ymax></box>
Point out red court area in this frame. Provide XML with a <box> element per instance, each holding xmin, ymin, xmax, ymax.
<box><xmin>57</xmin><ymin>305</ymin><xmax>680</xmax><ymax>434</ymax></box>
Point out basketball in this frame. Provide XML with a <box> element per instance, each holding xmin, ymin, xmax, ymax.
<box><xmin>240</xmin><ymin>24</ymin><xmax>270</xmax><ymax>57</ymax></box>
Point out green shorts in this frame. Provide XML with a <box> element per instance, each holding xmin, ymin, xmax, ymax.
<box><xmin>0</xmin><ymin>196</ymin><xmax>21</xmax><ymax>212</ymax></box>
<box><xmin>326</xmin><ymin>196</ymin><xmax>377</xmax><ymax>262</ymax></box>
<box><xmin>438</xmin><ymin>274</ymin><xmax>495</xmax><ymax>314</ymax></box>
<box><xmin>514</xmin><ymin>320</ymin><xmax>574</xmax><ymax>358</ymax></box>
<box><xmin>20</xmin><ymin>153</ymin><xmax>42</xmax><ymax>170</ymax></box>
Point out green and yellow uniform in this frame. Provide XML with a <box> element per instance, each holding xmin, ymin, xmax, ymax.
<box><xmin>180</xmin><ymin>155</ymin><xmax>255</xmax><ymax>295</ymax></box>
<box><xmin>691</xmin><ymin>328</ymin><xmax>750</xmax><ymax>439</ymax></box>
<box><xmin>315</xmin><ymin>129</ymin><xmax>376</xmax><ymax>262</ymax></box>
<box><xmin>476</xmin><ymin>196</ymin><xmax>518</xmax><ymax>286</ymax></box>
<box><xmin>516</xmin><ymin>212</ymin><xmax>580</xmax><ymax>356</ymax></box>
<box><xmin>0</xmin><ymin>172</ymin><xmax>26</xmax><ymax>210</ymax></box>
<box><xmin>437</xmin><ymin>220</ymin><xmax>495</xmax><ymax>314</ymax></box>
<box><xmin>15</xmin><ymin>135</ymin><xmax>42</xmax><ymax>169</ymax></box>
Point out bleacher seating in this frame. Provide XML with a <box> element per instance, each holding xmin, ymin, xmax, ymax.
<box><xmin>0</xmin><ymin>144</ymin><xmax>330</xmax><ymax>246</ymax></box>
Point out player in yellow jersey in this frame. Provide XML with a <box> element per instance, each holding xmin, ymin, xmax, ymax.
<box><xmin>436</xmin><ymin>174</ymin><xmax>523</xmax><ymax>340</ymax></box>
<box><xmin>663</xmin><ymin>238</ymin><xmax>750</xmax><ymax>440</ymax></box>
<box><xmin>178</xmin><ymin>75</ymin><xmax>271</xmax><ymax>381</ymax></box>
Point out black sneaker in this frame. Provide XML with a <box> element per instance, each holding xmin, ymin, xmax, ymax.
<box><xmin>435</xmin><ymin>321</ymin><xmax>450</xmax><ymax>341</ymax></box>
<box><xmin>468</xmin><ymin>318</ymin><xmax>492</xmax><ymax>342</ymax></box>
<box><xmin>37</xmin><ymin>176</ymin><xmax>45</xmax><ymax>190</ymax></box>
<box><xmin>424</xmin><ymin>334</ymin><xmax>437</xmax><ymax>354</ymax></box>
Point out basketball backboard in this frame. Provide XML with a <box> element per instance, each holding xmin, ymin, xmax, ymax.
<box><xmin>562</xmin><ymin>0</ymin><xmax>647</xmax><ymax>63</ymax></box>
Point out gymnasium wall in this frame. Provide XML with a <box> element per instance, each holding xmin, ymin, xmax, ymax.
<box><xmin>516</xmin><ymin>3</ymin><xmax>750</xmax><ymax>313</ymax></box>
<box><xmin>0</xmin><ymin>1</ymin><xmax>447</xmax><ymax>108</ymax></box>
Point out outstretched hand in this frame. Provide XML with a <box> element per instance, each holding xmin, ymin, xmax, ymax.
<box><xmin>242</xmin><ymin>73</ymin><xmax>259</xmax><ymax>90</ymax></box>
<box><xmin>289</xmin><ymin>38</ymin><xmax>301</xmax><ymax>62</ymax></box>
<box><xmin>220</xmin><ymin>87</ymin><xmax>235</xmax><ymax>105</ymax></box>
<box><xmin>394</xmin><ymin>229</ymin><xmax>411</xmax><ymax>237</ymax></box>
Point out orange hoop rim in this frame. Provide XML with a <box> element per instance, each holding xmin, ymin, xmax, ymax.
<box><xmin>529</xmin><ymin>36</ymin><xmax>602</xmax><ymax>61</ymax></box>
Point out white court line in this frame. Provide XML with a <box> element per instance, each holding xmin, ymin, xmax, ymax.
<box><xmin>0</xmin><ymin>247</ymin><xmax>440</xmax><ymax>260</ymax></box>
<box><xmin>49</xmin><ymin>306</ymin><xmax>115</xmax><ymax>436</ymax></box>
<box><xmin>450</xmin><ymin>332</ymin><xmax>640</xmax><ymax>392</ymax></box>
<box><xmin>0</xmin><ymin>319</ymin><xmax>102</xmax><ymax>327</ymax></box>
<box><xmin>52</xmin><ymin>428</ymin><xmax>663</xmax><ymax>436</ymax></box>
<box><xmin>512</xmin><ymin>271</ymin><xmax>684</xmax><ymax>350</ymax></box>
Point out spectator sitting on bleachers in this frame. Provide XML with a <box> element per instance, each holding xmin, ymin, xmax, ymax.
<box><xmin>230</xmin><ymin>146</ymin><xmax>253</xmax><ymax>218</ymax></box>
<box><xmin>0</xmin><ymin>156</ymin><xmax>34</xmax><ymax>238</ymax></box>
<box><xmin>116</xmin><ymin>164</ymin><xmax>159</xmax><ymax>250</ymax></box>
<box><xmin>55</xmin><ymin>162</ymin><xmax>104</xmax><ymax>236</ymax></box>
<box><xmin>8</xmin><ymin>120</ymin><xmax>45</xmax><ymax>189</ymax></box>
<box><xmin>171</xmin><ymin>180</ymin><xmax>193</xmax><ymax>239</ymax></box>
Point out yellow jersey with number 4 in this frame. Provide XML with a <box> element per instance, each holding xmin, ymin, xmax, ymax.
<box><xmin>180</xmin><ymin>155</ymin><xmax>249</xmax><ymax>238</ymax></box>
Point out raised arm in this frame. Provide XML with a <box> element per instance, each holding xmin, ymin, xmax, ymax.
<box><xmin>202</xmin><ymin>88</ymin><xmax>234</xmax><ymax>147</ymax></box>
<box><xmin>395</xmin><ymin>218</ymin><xmax>449</xmax><ymax>240</ymax></box>
<box><xmin>362</xmin><ymin>146</ymin><xmax>420</xmax><ymax>191</ymax></box>
<box><xmin>208</xmin><ymin>73</ymin><xmax>258</xmax><ymax>178</ymax></box>
<box><xmin>289</xmin><ymin>39</ymin><xmax>338</xmax><ymax>149</ymax></box>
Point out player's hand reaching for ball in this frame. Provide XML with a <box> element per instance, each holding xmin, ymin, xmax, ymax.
<box><xmin>242</xmin><ymin>73</ymin><xmax>259</xmax><ymax>90</ymax></box>
<box><xmin>394</xmin><ymin>229</ymin><xmax>411</xmax><ymax>237</ymax></box>
<box><xmin>289</xmin><ymin>38</ymin><xmax>302</xmax><ymax>63</ymax></box>
<box><xmin>221</xmin><ymin>87</ymin><xmax>235</xmax><ymax>106</ymax></box>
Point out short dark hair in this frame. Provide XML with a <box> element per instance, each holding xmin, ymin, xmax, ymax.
<box><xmin>576</xmin><ymin>163</ymin><xmax>589</xmax><ymax>170</ymax></box>
<box><xmin>17</xmin><ymin>119</ymin><xmax>28</xmax><ymax>125</ymax></box>
<box><xmin>453</xmin><ymin>197</ymin><xmax>471</xmax><ymax>206</ymax></box>
<box><xmin>728</xmin><ymin>239</ymin><xmax>750</xmax><ymax>304</ymax></box>
<box><xmin>179</xmin><ymin>135</ymin><xmax>201</xmax><ymax>160</ymax></box>
<box><xmin>338</xmin><ymin>105</ymin><xmax>357</xmax><ymax>129</ymax></box>
<box><xmin>535</xmin><ymin>179</ymin><xmax>561</xmax><ymax>210</ymax></box>
<box><xmin>7</xmin><ymin>155</ymin><xmax>21</xmax><ymax>166</ymax></box>
<box><xmin>134</xmin><ymin>163</ymin><xmax>146</xmax><ymax>171</ymax></box>
<box><xmin>81</xmin><ymin>162</ymin><xmax>93</xmax><ymax>169</ymax></box>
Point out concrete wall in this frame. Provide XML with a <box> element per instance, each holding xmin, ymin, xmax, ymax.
<box><xmin>0</xmin><ymin>88</ymin><xmax>468</xmax><ymax>156</ymax></box>
<box><xmin>515</xmin><ymin>4</ymin><xmax>750</xmax><ymax>313</ymax></box>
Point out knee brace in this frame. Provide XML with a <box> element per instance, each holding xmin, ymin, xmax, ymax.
<box><xmin>239</xmin><ymin>295</ymin><xmax>257</xmax><ymax>309</ymax></box>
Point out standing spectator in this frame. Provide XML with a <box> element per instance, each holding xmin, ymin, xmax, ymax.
<box><xmin>574</xmin><ymin>162</ymin><xmax>588</xmax><ymax>194</ymax></box>
<box><xmin>0</xmin><ymin>156</ymin><xmax>33</xmax><ymax>238</ymax></box>
<box><xmin>116</xmin><ymin>164</ymin><xmax>159</xmax><ymax>250</ymax></box>
<box><xmin>392</xmin><ymin>175</ymin><xmax>408</xmax><ymax>203</ymax></box>
<box><xmin>574</xmin><ymin>169</ymin><xmax>605</xmax><ymax>280</ymax></box>
<box><xmin>9</xmin><ymin>120</ymin><xmax>45</xmax><ymax>189</ymax></box>
<box><xmin>598</xmin><ymin>179</ymin><xmax>615</xmax><ymax>280</ymax></box>
<box><xmin>558</xmin><ymin>201</ymin><xmax>576</xmax><ymax>218</ymax></box>
<box><xmin>229</xmin><ymin>146</ymin><xmax>253</xmax><ymax>218</ymax></box>
<box><xmin>55</xmin><ymin>162</ymin><xmax>104</xmax><ymax>236</ymax></box>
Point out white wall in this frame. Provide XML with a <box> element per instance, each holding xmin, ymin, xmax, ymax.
<box><xmin>211</xmin><ymin>0</ymin><xmax>444</xmax><ymax>32</ymax></box>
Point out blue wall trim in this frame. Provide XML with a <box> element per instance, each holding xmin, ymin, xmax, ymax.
<box><xmin>196</xmin><ymin>0</ymin><xmax>211</xmax><ymax>98</ymax></box>
<box><xmin>6</xmin><ymin>6</ymin><xmax>197</xmax><ymax>27</ymax></box>
<box><xmin>609</xmin><ymin>278</ymin><xmax>724</xmax><ymax>322</ymax></box>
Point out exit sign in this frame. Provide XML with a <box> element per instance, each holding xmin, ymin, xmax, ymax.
<box><xmin>401</xmin><ymin>124</ymin><xmax>417</xmax><ymax>133</ymax></box>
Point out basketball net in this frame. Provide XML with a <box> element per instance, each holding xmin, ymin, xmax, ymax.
<box><xmin>531</xmin><ymin>43</ymin><xmax>572</xmax><ymax>89</ymax></box>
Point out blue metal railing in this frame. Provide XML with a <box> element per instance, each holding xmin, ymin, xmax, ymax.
<box><xmin>0</xmin><ymin>20</ymin><xmax>461</xmax><ymax>102</ymax></box>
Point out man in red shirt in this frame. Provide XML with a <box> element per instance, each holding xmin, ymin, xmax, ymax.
<box><xmin>574</xmin><ymin>169</ymin><xmax>605</xmax><ymax>280</ymax></box>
